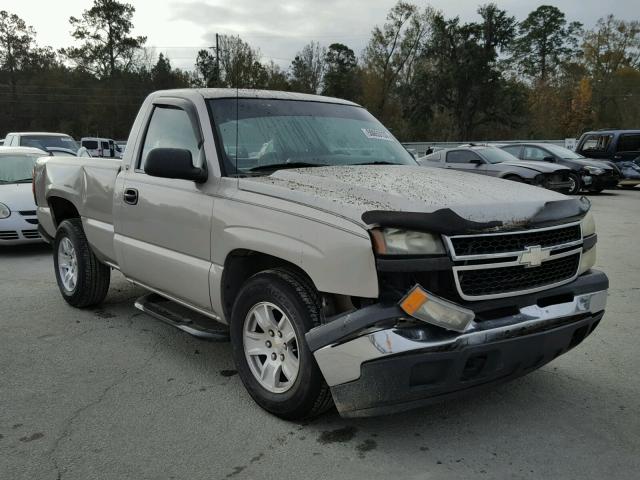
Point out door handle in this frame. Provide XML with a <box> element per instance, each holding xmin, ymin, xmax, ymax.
<box><xmin>123</xmin><ymin>188</ymin><xmax>138</xmax><ymax>205</ymax></box>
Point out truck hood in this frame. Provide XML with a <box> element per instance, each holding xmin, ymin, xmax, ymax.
<box><xmin>502</xmin><ymin>160</ymin><xmax>569</xmax><ymax>173</ymax></box>
<box><xmin>239</xmin><ymin>165</ymin><xmax>571</xmax><ymax>230</ymax></box>
<box><xmin>0</xmin><ymin>182</ymin><xmax>36</xmax><ymax>211</ymax></box>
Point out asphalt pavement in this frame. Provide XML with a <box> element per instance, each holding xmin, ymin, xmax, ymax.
<box><xmin>1</xmin><ymin>189</ymin><xmax>639</xmax><ymax>480</ymax></box>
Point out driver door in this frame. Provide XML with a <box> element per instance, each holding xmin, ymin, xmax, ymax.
<box><xmin>113</xmin><ymin>99</ymin><xmax>214</xmax><ymax>310</ymax></box>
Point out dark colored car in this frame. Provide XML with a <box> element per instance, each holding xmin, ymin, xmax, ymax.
<box><xmin>576</xmin><ymin>130</ymin><xmax>640</xmax><ymax>189</ymax></box>
<box><xmin>419</xmin><ymin>146</ymin><xmax>573</xmax><ymax>193</ymax></box>
<box><xmin>500</xmin><ymin>143</ymin><xmax>620</xmax><ymax>194</ymax></box>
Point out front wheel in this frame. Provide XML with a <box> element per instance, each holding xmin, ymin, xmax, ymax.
<box><xmin>567</xmin><ymin>173</ymin><xmax>582</xmax><ymax>195</ymax></box>
<box><xmin>53</xmin><ymin>218</ymin><xmax>111</xmax><ymax>308</ymax></box>
<box><xmin>230</xmin><ymin>268</ymin><xmax>332</xmax><ymax>420</ymax></box>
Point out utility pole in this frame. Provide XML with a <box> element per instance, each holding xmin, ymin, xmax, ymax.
<box><xmin>216</xmin><ymin>33</ymin><xmax>220</xmax><ymax>81</ymax></box>
<box><xmin>208</xmin><ymin>33</ymin><xmax>220</xmax><ymax>87</ymax></box>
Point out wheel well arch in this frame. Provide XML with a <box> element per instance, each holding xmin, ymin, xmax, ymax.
<box><xmin>221</xmin><ymin>249</ymin><xmax>317</xmax><ymax>321</ymax></box>
<box><xmin>48</xmin><ymin>196</ymin><xmax>80</xmax><ymax>227</ymax></box>
<box><xmin>502</xmin><ymin>173</ymin><xmax>525</xmax><ymax>181</ymax></box>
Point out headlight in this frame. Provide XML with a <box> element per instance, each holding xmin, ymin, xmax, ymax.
<box><xmin>0</xmin><ymin>202</ymin><xmax>11</xmax><ymax>219</ymax></box>
<box><xmin>584</xmin><ymin>166</ymin><xmax>604</xmax><ymax>175</ymax></box>
<box><xmin>581</xmin><ymin>211</ymin><xmax>596</xmax><ymax>237</ymax></box>
<box><xmin>371</xmin><ymin>228</ymin><xmax>446</xmax><ymax>255</ymax></box>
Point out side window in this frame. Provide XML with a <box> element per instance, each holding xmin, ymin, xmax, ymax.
<box><xmin>581</xmin><ymin>134</ymin><xmax>612</xmax><ymax>152</ymax></box>
<box><xmin>139</xmin><ymin>106</ymin><xmax>200</xmax><ymax>170</ymax></box>
<box><xmin>502</xmin><ymin>146</ymin><xmax>521</xmax><ymax>157</ymax></box>
<box><xmin>446</xmin><ymin>150</ymin><xmax>482</xmax><ymax>164</ymax></box>
<box><xmin>617</xmin><ymin>134</ymin><xmax>640</xmax><ymax>152</ymax></box>
<box><xmin>522</xmin><ymin>146</ymin><xmax>547</xmax><ymax>161</ymax></box>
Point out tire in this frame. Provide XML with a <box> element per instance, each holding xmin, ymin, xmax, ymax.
<box><xmin>567</xmin><ymin>173</ymin><xmax>582</xmax><ymax>195</ymax></box>
<box><xmin>230</xmin><ymin>268</ymin><xmax>333</xmax><ymax>420</ymax></box>
<box><xmin>53</xmin><ymin>218</ymin><xmax>111</xmax><ymax>308</ymax></box>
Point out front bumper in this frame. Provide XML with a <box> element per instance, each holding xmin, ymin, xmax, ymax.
<box><xmin>0</xmin><ymin>213</ymin><xmax>43</xmax><ymax>245</ymax></box>
<box><xmin>584</xmin><ymin>174</ymin><xmax>619</xmax><ymax>190</ymax></box>
<box><xmin>308</xmin><ymin>270</ymin><xmax>608</xmax><ymax>417</ymax></box>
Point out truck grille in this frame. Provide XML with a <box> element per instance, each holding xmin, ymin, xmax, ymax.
<box><xmin>457</xmin><ymin>253</ymin><xmax>581</xmax><ymax>298</ymax></box>
<box><xmin>450</xmin><ymin>224</ymin><xmax>581</xmax><ymax>257</ymax></box>
<box><xmin>446</xmin><ymin>222</ymin><xmax>583</xmax><ymax>300</ymax></box>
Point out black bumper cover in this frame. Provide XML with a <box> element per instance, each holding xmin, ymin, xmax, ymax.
<box><xmin>332</xmin><ymin>311</ymin><xmax>604</xmax><ymax>417</ymax></box>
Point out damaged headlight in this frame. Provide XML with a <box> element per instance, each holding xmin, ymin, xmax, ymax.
<box><xmin>581</xmin><ymin>211</ymin><xmax>596</xmax><ymax>237</ymax></box>
<box><xmin>584</xmin><ymin>166</ymin><xmax>604</xmax><ymax>175</ymax></box>
<box><xmin>579</xmin><ymin>210</ymin><xmax>597</xmax><ymax>274</ymax></box>
<box><xmin>400</xmin><ymin>285</ymin><xmax>475</xmax><ymax>332</ymax></box>
<box><xmin>370</xmin><ymin>228</ymin><xmax>446</xmax><ymax>255</ymax></box>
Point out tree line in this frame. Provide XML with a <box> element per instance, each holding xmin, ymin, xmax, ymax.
<box><xmin>0</xmin><ymin>0</ymin><xmax>639</xmax><ymax>141</ymax></box>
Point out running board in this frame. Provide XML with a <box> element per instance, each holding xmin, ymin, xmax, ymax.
<box><xmin>134</xmin><ymin>293</ymin><xmax>229</xmax><ymax>341</ymax></box>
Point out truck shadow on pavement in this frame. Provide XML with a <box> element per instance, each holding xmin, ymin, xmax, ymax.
<box><xmin>0</xmin><ymin>243</ymin><xmax>51</xmax><ymax>257</ymax></box>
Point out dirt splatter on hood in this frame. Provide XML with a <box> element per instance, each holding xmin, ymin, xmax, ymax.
<box><xmin>239</xmin><ymin>165</ymin><xmax>568</xmax><ymax>228</ymax></box>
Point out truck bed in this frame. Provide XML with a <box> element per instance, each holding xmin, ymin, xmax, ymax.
<box><xmin>35</xmin><ymin>156</ymin><xmax>121</xmax><ymax>264</ymax></box>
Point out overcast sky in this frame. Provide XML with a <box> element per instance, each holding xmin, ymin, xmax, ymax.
<box><xmin>3</xmin><ymin>0</ymin><xmax>637</xmax><ymax>70</ymax></box>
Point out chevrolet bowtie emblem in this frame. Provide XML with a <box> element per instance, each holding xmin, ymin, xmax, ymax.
<box><xmin>519</xmin><ymin>245</ymin><xmax>550</xmax><ymax>267</ymax></box>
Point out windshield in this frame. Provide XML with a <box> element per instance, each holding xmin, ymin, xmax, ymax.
<box><xmin>543</xmin><ymin>144</ymin><xmax>584</xmax><ymax>159</ymax></box>
<box><xmin>479</xmin><ymin>147</ymin><xmax>520</xmax><ymax>164</ymax></box>
<box><xmin>208</xmin><ymin>99</ymin><xmax>416</xmax><ymax>176</ymax></box>
<box><xmin>0</xmin><ymin>154</ymin><xmax>39</xmax><ymax>183</ymax></box>
<box><xmin>21</xmin><ymin>135</ymin><xmax>79</xmax><ymax>152</ymax></box>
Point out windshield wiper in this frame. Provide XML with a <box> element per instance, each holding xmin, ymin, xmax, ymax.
<box><xmin>0</xmin><ymin>179</ymin><xmax>31</xmax><ymax>184</ymax></box>
<box><xmin>354</xmin><ymin>161</ymin><xmax>401</xmax><ymax>166</ymax></box>
<box><xmin>248</xmin><ymin>162</ymin><xmax>328</xmax><ymax>173</ymax></box>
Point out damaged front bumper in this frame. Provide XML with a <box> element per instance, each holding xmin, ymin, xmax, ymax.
<box><xmin>306</xmin><ymin>270</ymin><xmax>608</xmax><ymax>417</ymax></box>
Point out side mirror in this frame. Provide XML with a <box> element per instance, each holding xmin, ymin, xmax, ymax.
<box><xmin>543</xmin><ymin>156</ymin><xmax>555</xmax><ymax>162</ymax></box>
<box><xmin>144</xmin><ymin>148</ymin><xmax>207</xmax><ymax>183</ymax></box>
<box><xmin>469</xmin><ymin>159</ymin><xmax>483</xmax><ymax>165</ymax></box>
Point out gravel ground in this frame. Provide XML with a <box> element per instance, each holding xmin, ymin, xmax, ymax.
<box><xmin>1</xmin><ymin>189</ymin><xmax>639</xmax><ymax>480</ymax></box>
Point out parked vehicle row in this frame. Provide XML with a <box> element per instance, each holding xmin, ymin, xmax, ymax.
<box><xmin>418</xmin><ymin>145</ymin><xmax>574</xmax><ymax>193</ymax></box>
<box><xmin>0</xmin><ymin>147</ymin><xmax>46</xmax><ymax>244</ymax></box>
<box><xmin>32</xmin><ymin>88</ymin><xmax>608</xmax><ymax>420</ymax></box>
<box><xmin>499</xmin><ymin>143</ymin><xmax>620</xmax><ymax>194</ymax></box>
<box><xmin>576</xmin><ymin>129</ymin><xmax>640</xmax><ymax>188</ymax></box>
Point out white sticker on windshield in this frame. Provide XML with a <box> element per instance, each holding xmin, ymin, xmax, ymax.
<box><xmin>362</xmin><ymin>128</ymin><xmax>394</xmax><ymax>142</ymax></box>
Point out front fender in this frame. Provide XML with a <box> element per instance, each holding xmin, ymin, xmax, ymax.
<box><xmin>211</xmin><ymin>195</ymin><xmax>379</xmax><ymax>300</ymax></box>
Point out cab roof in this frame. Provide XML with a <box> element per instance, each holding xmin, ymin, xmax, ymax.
<box><xmin>151</xmin><ymin>88</ymin><xmax>360</xmax><ymax>107</ymax></box>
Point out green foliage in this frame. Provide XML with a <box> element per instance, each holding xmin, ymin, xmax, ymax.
<box><xmin>512</xmin><ymin>5</ymin><xmax>583</xmax><ymax>81</ymax></box>
<box><xmin>289</xmin><ymin>41</ymin><xmax>326</xmax><ymax>94</ymax></box>
<box><xmin>61</xmin><ymin>0</ymin><xmax>147</xmax><ymax>78</ymax></box>
<box><xmin>0</xmin><ymin>1</ymin><xmax>639</xmax><ymax>143</ymax></box>
<box><xmin>322</xmin><ymin>43</ymin><xmax>360</xmax><ymax>100</ymax></box>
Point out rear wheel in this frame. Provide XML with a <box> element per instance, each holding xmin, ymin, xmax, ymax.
<box><xmin>567</xmin><ymin>173</ymin><xmax>582</xmax><ymax>195</ymax></box>
<box><xmin>230</xmin><ymin>268</ymin><xmax>332</xmax><ymax>420</ymax></box>
<box><xmin>53</xmin><ymin>219</ymin><xmax>111</xmax><ymax>308</ymax></box>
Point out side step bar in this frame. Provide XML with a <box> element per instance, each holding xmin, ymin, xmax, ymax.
<box><xmin>134</xmin><ymin>293</ymin><xmax>229</xmax><ymax>341</ymax></box>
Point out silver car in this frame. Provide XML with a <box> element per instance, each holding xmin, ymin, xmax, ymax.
<box><xmin>0</xmin><ymin>147</ymin><xmax>45</xmax><ymax>245</ymax></box>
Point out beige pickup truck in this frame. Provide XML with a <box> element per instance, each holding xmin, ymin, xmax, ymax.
<box><xmin>34</xmin><ymin>89</ymin><xmax>608</xmax><ymax>419</ymax></box>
